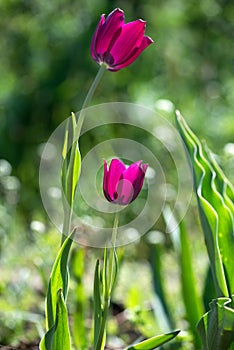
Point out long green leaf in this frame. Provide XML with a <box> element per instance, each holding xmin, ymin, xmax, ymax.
<box><xmin>176</xmin><ymin>111</ymin><xmax>234</xmax><ymax>297</ymax></box>
<box><xmin>163</xmin><ymin>205</ymin><xmax>203</xmax><ymax>345</ymax></box>
<box><xmin>46</xmin><ymin>230</ymin><xmax>75</xmax><ymax>330</ymax></box>
<box><xmin>40</xmin><ymin>289</ymin><xmax>71</xmax><ymax>350</ymax></box>
<box><xmin>148</xmin><ymin>229</ymin><xmax>175</xmax><ymax>330</ymax></box>
<box><xmin>202</xmin><ymin>144</ymin><xmax>234</xmax><ymax>211</ymax></box>
<box><xmin>179</xmin><ymin>219</ymin><xmax>203</xmax><ymax>344</ymax></box>
<box><xmin>110</xmin><ymin>248</ymin><xmax>118</xmax><ymax>293</ymax></box>
<box><xmin>72</xmin><ymin>248</ymin><xmax>87</xmax><ymax>350</ymax></box>
<box><xmin>126</xmin><ymin>330</ymin><xmax>180</xmax><ymax>349</ymax></box>
<box><xmin>203</xmin><ymin>266</ymin><xmax>216</xmax><ymax>312</ymax></box>
<box><xmin>197</xmin><ymin>296</ymin><xmax>234</xmax><ymax>350</ymax></box>
<box><xmin>94</xmin><ymin>259</ymin><xmax>102</xmax><ymax>348</ymax></box>
<box><xmin>61</xmin><ymin>120</ymin><xmax>69</xmax><ymax>198</ymax></box>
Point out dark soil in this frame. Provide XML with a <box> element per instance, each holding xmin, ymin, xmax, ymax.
<box><xmin>0</xmin><ymin>341</ymin><xmax>39</xmax><ymax>350</ymax></box>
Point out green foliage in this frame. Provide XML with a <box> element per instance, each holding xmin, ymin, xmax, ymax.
<box><xmin>178</xmin><ymin>220</ymin><xmax>203</xmax><ymax>339</ymax></box>
<box><xmin>1</xmin><ymin>0</ymin><xmax>233</xmax><ymax>218</ymax></box>
<box><xmin>126</xmin><ymin>329</ymin><xmax>180</xmax><ymax>349</ymax></box>
<box><xmin>163</xmin><ymin>205</ymin><xmax>203</xmax><ymax>345</ymax></box>
<box><xmin>0</xmin><ymin>1</ymin><xmax>234</xmax><ymax>348</ymax></box>
<box><xmin>40</xmin><ymin>230</ymin><xmax>74</xmax><ymax>349</ymax></box>
<box><xmin>93</xmin><ymin>244</ymin><xmax>119</xmax><ymax>350</ymax></box>
<box><xmin>197</xmin><ymin>296</ymin><xmax>234</xmax><ymax>350</ymax></box>
<box><xmin>176</xmin><ymin>111</ymin><xmax>234</xmax><ymax>349</ymax></box>
<box><xmin>149</xmin><ymin>239</ymin><xmax>174</xmax><ymax>331</ymax></box>
<box><xmin>61</xmin><ymin>113</ymin><xmax>81</xmax><ymax>208</ymax></box>
<box><xmin>71</xmin><ymin>248</ymin><xmax>88</xmax><ymax>350</ymax></box>
<box><xmin>176</xmin><ymin>111</ymin><xmax>234</xmax><ymax>298</ymax></box>
<box><xmin>40</xmin><ymin>289</ymin><xmax>71</xmax><ymax>350</ymax></box>
<box><xmin>94</xmin><ymin>260</ymin><xmax>102</xmax><ymax>348</ymax></box>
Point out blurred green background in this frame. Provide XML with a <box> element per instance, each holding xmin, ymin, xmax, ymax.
<box><xmin>0</xmin><ymin>0</ymin><xmax>233</xmax><ymax>347</ymax></box>
<box><xmin>1</xmin><ymin>0</ymin><xmax>233</xmax><ymax>217</ymax></box>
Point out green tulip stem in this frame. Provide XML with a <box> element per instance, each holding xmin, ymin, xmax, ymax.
<box><xmin>75</xmin><ymin>63</ymin><xmax>106</xmax><ymax>141</ymax></box>
<box><xmin>61</xmin><ymin>64</ymin><xmax>106</xmax><ymax>245</ymax></box>
<box><xmin>95</xmin><ymin>211</ymin><xmax>119</xmax><ymax>350</ymax></box>
<box><xmin>108</xmin><ymin>211</ymin><xmax>119</xmax><ymax>294</ymax></box>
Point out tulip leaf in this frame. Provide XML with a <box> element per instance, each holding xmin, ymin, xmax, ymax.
<box><xmin>110</xmin><ymin>248</ymin><xmax>118</xmax><ymax>293</ymax></box>
<box><xmin>71</xmin><ymin>248</ymin><xmax>88</xmax><ymax>350</ymax></box>
<box><xmin>61</xmin><ymin>120</ymin><xmax>69</xmax><ymax>196</ymax></box>
<box><xmin>62</xmin><ymin>120</ymin><xmax>69</xmax><ymax>162</ymax></box>
<box><xmin>62</xmin><ymin>112</ymin><xmax>81</xmax><ymax>207</ymax></box>
<box><xmin>103</xmin><ymin>246</ymin><xmax>108</xmax><ymax>298</ymax></box>
<box><xmin>197</xmin><ymin>296</ymin><xmax>234</xmax><ymax>350</ymax></box>
<box><xmin>126</xmin><ymin>330</ymin><xmax>180</xmax><ymax>349</ymax></box>
<box><xmin>149</xmin><ymin>240</ymin><xmax>174</xmax><ymax>331</ymax></box>
<box><xmin>45</xmin><ymin>230</ymin><xmax>75</xmax><ymax>330</ymax></box>
<box><xmin>179</xmin><ymin>219</ymin><xmax>203</xmax><ymax>346</ymax></box>
<box><xmin>164</xmin><ymin>205</ymin><xmax>203</xmax><ymax>344</ymax></box>
<box><xmin>66</xmin><ymin>143</ymin><xmax>81</xmax><ymax>205</ymax></box>
<box><xmin>40</xmin><ymin>289</ymin><xmax>71</xmax><ymax>350</ymax></box>
<box><xmin>94</xmin><ymin>260</ymin><xmax>102</xmax><ymax>348</ymax></box>
<box><xmin>176</xmin><ymin>111</ymin><xmax>234</xmax><ymax>297</ymax></box>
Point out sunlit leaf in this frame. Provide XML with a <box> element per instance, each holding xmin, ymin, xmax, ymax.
<box><xmin>126</xmin><ymin>330</ymin><xmax>180</xmax><ymax>349</ymax></box>
<box><xmin>63</xmin><ymin>112</ymin><xmax>81</xmax><ymax>206</ymax></box>
<box><xmin>148</xmin><ymin>226</ymin><xmax>174</xmax><ymax>330</ymax></box>
<box><xmin>110</xmin><ymin>248</ymin><xmax>118</xmax><ymax>293</ymax></box>
<box><xmin>203</xmin><ymin>266</ymin><xmax>216</xmax><ymax>312</ymax></box>
<box><xmin>45</xmin><ymin>230</ymin><xmax>75</xmax><ymax>330</ymax></box>
<box><xmin>71</xmin><ymin>248</ymin><xmax>87</xmax><ymax>350</ymax></box>
<box><xmin>66</xmin><ymin>143</ymin><xmax>81</xmax><ymax>205</ymax></box>
<box><xmin>178</xmin><ymin>219</ymin><xmax>203</xmax><ymax>344</ymax></box>
<box><xmin>40</xmin><ymin>289</ymin><xmax>71</xmax><ymax>350</ymax></box>
<box><xmin>176</xmin><ymin>111</ymin><xmax>234</xmax><ymax>297</ymax></box>
<box><xmin>62</xmin><ymin>120</ymin><xmax>69</xmax><ymax>161</ymax></box>
<box><xmin>163</xmin><ymin>205</ymin><xmax>203</xmax><ymax>345</ymax></box>
<box><xmin>61</xmin><ymin>120</ymin><xmax>69</xmax><ymax>199</ymax></box>
<box><xmin>103</xmin><ymin>246</ymin><xmax>108</xmax><ymax>298</ymax></box>
<box><xmin>94</xmin><ymin>260</ymin><xmax>102</xmax><ymax>348</ymax></box>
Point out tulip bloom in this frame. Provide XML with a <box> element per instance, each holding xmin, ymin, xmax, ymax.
<box><xmin>103</xmin><ymin>159</ymin><xmax>148</xmax><ymax>205</ymax></box>
<box><xmin>91</xmin><ymin>8</ymin><xmax>153</xmax><ymax>71</ymax></box>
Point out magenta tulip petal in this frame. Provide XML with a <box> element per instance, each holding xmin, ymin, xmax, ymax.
<box><xmin>103</xmin><ymin>160</ymin><xmax>111</xmax><ymax>201</ymax></box>
<box><xmin>116</xmin><ymin>178</ymin><xmax>134</xmax><ymax>205</ymax></box>
<box><xmin>103</xmin><ymin>158</ymin><xmax>148</xmax><ymax>205</ymax></box>
<box><xmin>122</xmin><ymin>161</ymin><xmax>148</xmax><ymax>202</ymax></box>
<box><xmin>109</xmin><ymin>20</ymin><xmax>146</xmax><ymax>64</ymax></box>
<box><xmin>122</xmin><ymin>161</ymin><xmax>142</xmax><ymax>181</ymax></box>
<box><xmin>106</xmin><ymin>159</ymin><xmax>126</xmax><ymax>200</ymax></box>
<box><xmin>110</xmin><ymin>36</ymin><xmax>153</xmax><ymax>71</ymax></box>
<box><xmin>91</xmin><ymin>14</ymin><xmax>105</xmax><ymax>61</ymax></box>
<box><xmin>96</xmin><ymin>9</ymin><xmax>124</xmax><ymax>59</ymax></box>
<box><xmin>90</xmin><ymin>8</ymin><xmax>153</xmax><ymax>71</ymax></box>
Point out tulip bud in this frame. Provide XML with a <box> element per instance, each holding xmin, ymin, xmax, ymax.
<box><xmin>103</xmin><ymin>158</ymin><xmax>148</xmax><ymax>205</ymax></box>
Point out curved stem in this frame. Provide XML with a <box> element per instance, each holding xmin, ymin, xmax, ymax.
<box><xmin>75</xmin><ymin>63</ymin><xmax>106</xmax><ymax>141</ymax></box>
<box><xmin>61</xmin><ymin>64</ymin><xmax>106</xmax><ymax>245</ymax></box>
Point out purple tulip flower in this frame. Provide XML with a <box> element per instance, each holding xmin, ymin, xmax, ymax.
<box><xmin>103</xmin><ymin>159</ymin><xmax>148</xmax><ymax>205</ymax></box>
<box><xmin>91</xmin><ymin>8</ymin><xmax>154</xmax><ymax>71</ymax></box>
